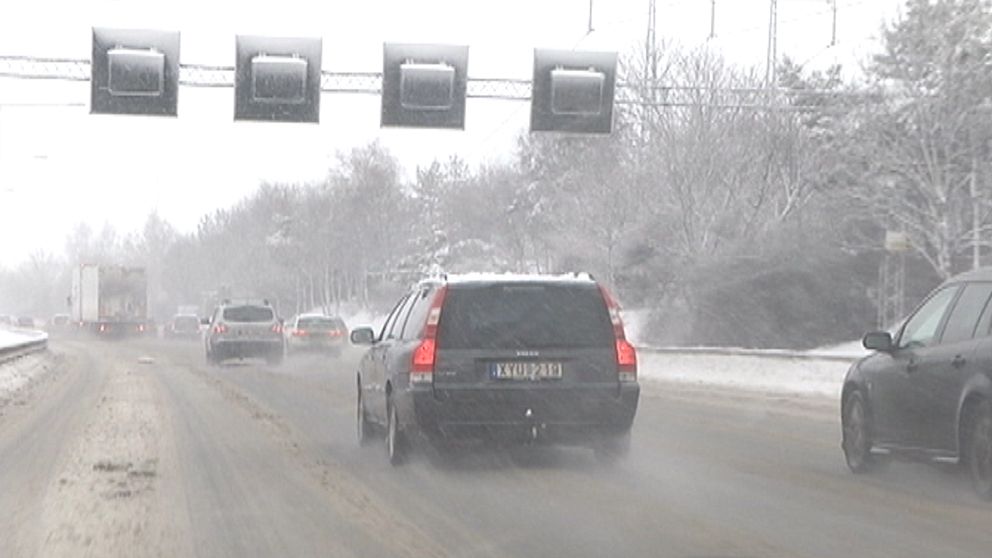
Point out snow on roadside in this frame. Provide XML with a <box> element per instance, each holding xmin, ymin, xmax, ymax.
<box><xmin>0</xmin><ymin>353</ymin><xmax>49</xmax><ymax>401</ymax></box>
<box><xmin>0</xmin><ymin>328</ymin><xmax>37</xmax><ymax>350</ymax></box>
<box><xmin>808</xmin><ymin>340</ymin><xmax>870</xmax><ymax>359</ymax></box>
<box><xmin>638</xmin><ymin>349</ymin><xmax>855</xmax><ymax>400</ymax></box>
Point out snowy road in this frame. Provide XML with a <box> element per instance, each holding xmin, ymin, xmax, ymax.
<box><xmin>0</xmin><ymin>339</ymin><xmax>990</xmax><ymax>557</ymax></box>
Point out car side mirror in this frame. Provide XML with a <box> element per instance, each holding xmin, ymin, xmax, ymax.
<box><xmin>350</xmin><ymin>327</ymin><xmax>376</xmax><ymax>346</ymax></box>
<box><xmin>863</xmin><ymin>331</ymin><xmax>894</xmax><ymax>352</ymax></box>
<box><xmin>201</xmin><ymin>317</ymin><xmax>210</xmax><ymax>326</ymax></box>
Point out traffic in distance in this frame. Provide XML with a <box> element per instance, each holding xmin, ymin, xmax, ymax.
<box><xmin>15</xmin><ymin>263</ymin><xmax>992</xmax><ymax>495</ymax></box>
<box><xmin>3</xmin><ymin>2</ymin><xmax>992</xmax><ymax>556</ymax></box>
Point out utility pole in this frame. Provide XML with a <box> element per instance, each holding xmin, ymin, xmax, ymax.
<box><xmin>641</xmin><ymin>0</ymin><xmax>658</xmax><ymax>142</ymax></box>
<box><xmin>829</xmin><ymin>0</ymin><xmax>838</xmax><ymax>47</ymax></box>
<box><xmin>588</xmin><ymin>0</ymin><xmax>595</xmax><ymax>34</ymax></box>
<box><xmin>765</xmin><ymin>0</ymin><xmax>778</xmax><ymax>87</ymax></box>
<box><xmin>646</xmin><ymin>0</ymin><xmax>657</xmax><ymax>84</ymax></box>
<box><xmin>710</xmin><ymin>0</ymin><xmax>717</xmax><ymax>39</ymax></box>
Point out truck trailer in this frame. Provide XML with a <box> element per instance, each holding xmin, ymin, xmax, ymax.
<box><xmin>70</xmin><ymin>264</ymin><xmax>149</xmax><ymax>337</ymax></box>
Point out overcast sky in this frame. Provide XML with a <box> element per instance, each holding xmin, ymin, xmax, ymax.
<box><xmin>0</xmin><ymin>0</ymin><xmax>902</xmax><ymax>265</ymax></box>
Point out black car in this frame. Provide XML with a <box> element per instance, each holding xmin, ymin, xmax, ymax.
<box><xmin>842</xmin><ymin>267</ymin><xmax>992</xmax><ymax>498</ymax></box>
<box><xmin>351</xmin><ymin>273</ymin><xmax>640</xmax><ymax>465</ymax></box>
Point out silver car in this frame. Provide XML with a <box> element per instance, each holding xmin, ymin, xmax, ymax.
<box><xmin>204</xmin><ymin>301</ymin><xmax>285</xmax><ymax>365</ymax></box>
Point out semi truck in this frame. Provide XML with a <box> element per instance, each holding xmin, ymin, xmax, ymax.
<box><xmin>70</xmin><ymin>264</ymin><xmax>149</xmax><ymax>336</ymax></box>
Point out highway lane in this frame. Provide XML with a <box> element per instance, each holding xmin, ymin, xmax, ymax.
<box><xmin>1</xmin><ymin>339</ymin><xmax>990</xmax><ymax>557</ymax></box>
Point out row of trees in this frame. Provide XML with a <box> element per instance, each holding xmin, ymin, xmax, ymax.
<box><xmin>2</xmin><ymin>0</ymin><xmax>989</xmax><ymax>348</ymax></box>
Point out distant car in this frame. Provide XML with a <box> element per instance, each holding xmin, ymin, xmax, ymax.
<box><xmin>46</xmin><ymin>314</ymin><xmax>71</xmax><ymax>333</ymax></box>
<box><xmin>166</xmin><ymin>314</ymin><xmax>201</xmax><ymax>340</ymax></box>
<box><xmin>0</xmin><ymin>315</ymin><xmax>13</xmax><ymax>327</ymax></box>
<box><xmin>204</xmin><ymin>300</ymin><xmax>284</xmax><ymax>365</ymax></box>
<box><xmin>134</xmin><ymin>319</ymin><xmax>156</xmax><ymax>337</ymax></box>
<box><xmin>842</xmin><ymin>267</ymin><xmax>992</xmax><ymax>499</ymax></box>
<box><xmin>16</xmin><ymin>316</ymin><xmax>35</xmax><ymax>328</ymax></box>
<box><xmin>286</xmin><ymin>314</ymin><xmax>347</xmax><ymax>355</ymax></box>
<box><xmin>351</xmin><ymin>273</ymin><xmax>640</xmax><ymax>465</ymax></box>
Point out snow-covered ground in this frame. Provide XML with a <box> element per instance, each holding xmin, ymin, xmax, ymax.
<box><xmin>0</xmin><ymin>328</ymin><xmax>42</xmax><ymax>350</ymax></box>
<box><xmin>638</xmin><ymin>348</ymin><xmax>858</xmax><ymax>400</ymax></box>
<box><xmin>0</xmin><ymin>328</ymin><xmax>50</xmax><ymax>400</ymax></box>
<box><xmin>807</xmin><ymin>340</ymin><xmax>870</xmax><ymax>359</ymax></box>
<box><xmin>0</xmin><ymin>353</ymin><xmax>49</xmax><ymax>401</ymax></box>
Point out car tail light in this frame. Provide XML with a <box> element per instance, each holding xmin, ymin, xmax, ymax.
<box><xmin>271</xmin><ymin>323</ymin><xmax>283</xmax><ymax>334</ymax></box>
<box><xmin>328</xmin><ymin>329</ymin><xmax>342</xmax><ymax>337</ymax></box>
<box><xmin>412</xmin><ymin>338</ymin><xmax>436</xmax><ymax>381</ymax></box>
<box><xmin>99</xmin><ymin>324</ymin><xmax>107</xmax><ymax>333</ymax></box>
<box><xmin>599</xmin><ymin>284</ymin><xmax>637</xmax><ymax>383</ymax></box>
<box><xmin>411</xmin><ymin>285</ymin><xmax>448</xmax><ymax>385</ymax></box>
<box><xmin>293</xmin><ymin>329</ymin><xmax>308</xmax><ymax>337</ymax></box>
<box><xmin>616</xmin><ymin>339</ymin><xmax>637</xmax><ymax>382</ymax></box>
<box><xmin>137</xmin><ymin>324</ymin><xmax>146</xmax><ymax>333</ymax></box>
<box><xmin>213</xmin><ymin>324</ymin><xmax>228</xmax><ymax>334</ymax></box>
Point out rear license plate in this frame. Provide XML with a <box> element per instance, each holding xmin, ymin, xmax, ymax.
<box><xmin>489</xmin><ymin>362</ymin><xmax>564</xmax><ymax>380</ymax></box>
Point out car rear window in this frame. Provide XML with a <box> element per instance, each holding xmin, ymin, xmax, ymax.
<box><xmin>437</xmin><ymin>283</ymin><xmax>614</xmax><ymax>350</ymax></box>
<box><xmin>298</xmin><ymin>317</ymin><xmax>344</xmax><ymax>330</ymax></box>
<box><xmin>174</xmin><ymin>316</ymin><xmax>199</xmax><ymax>329</ymax></box>
<box><xmin>223</xmin><ymin>306</ymin><xmax>274</xmax><ymax>323</ymax></box>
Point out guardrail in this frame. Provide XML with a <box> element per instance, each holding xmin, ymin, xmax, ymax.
<box><xmin>0</xmin><ymin>330</ymin><xmax>49</xmax><ymax>365</ymax></box>
<box><xmin>636</xmin><ymin>345</ymin><xmax>862</xmax><ymax>363</ymax></box>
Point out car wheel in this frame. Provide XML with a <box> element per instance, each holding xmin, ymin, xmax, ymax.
<box><xmin>594</xmin><ymin>432</ymin><xmax>631</xmax><ymax>464</ymax></box>
<box><xmin>357</xmin><ymin>386</ymin><xmax>373</xmax><ymax>447</ymax></box>
<box><xmin>386</xmin><ymin>399</ymin><xmax>406</xmax><ymax>466</ymax></box>
<box><xmin>843</xmin><ymin>390</ymin><xmax>875</xmax><ymax>473</ymax></box>
<box><xmin>966</xmin><ymin>400</ymin><xmax>992</xmax><ymax>500</ymax></box>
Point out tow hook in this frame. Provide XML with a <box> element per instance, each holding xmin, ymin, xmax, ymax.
<box><xmin>524</xmin><ymin>408</ymin><xmax>544</xmax><ymax>442</ymax></box>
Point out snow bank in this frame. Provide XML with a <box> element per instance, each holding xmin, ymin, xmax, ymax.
<box><xmin>0</xmin><ymin>353</ymin><xmax>48</xmax><ymax>400</ymax></box>
<box><xmin>0</xmin><ymin>328</ymin><xmax>42</xmax><ymax>351</ymax></box>
<box><xmin>809</xmin><ymin>340</ymin><xmax>870</xmax><ymax>359</ymax></box>
<box><xmin>638</xmin><ymin>348</ymin><xmax>857</xmax><ymax>399</ymax></box>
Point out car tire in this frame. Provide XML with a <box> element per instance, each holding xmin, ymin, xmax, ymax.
<box><xmin>965</xmin><ymin>400</ymin><xmax>992</xmax><ymax>500</ymax></box>
<box><xmin>843</xmin><ymin>390</ymin><xmax>875</xmax><ymax>473</ymax></box>
<box><xmin>357</xmin><ymin>385</ymin><xmax>373</xmax><ymax>447</ymax></box>
<box><xmin>386</xmin><ymin>399</ymin><xmax>406</xmax><ymax>466</ymax></box>
<box><xmin>594</xmin><ymin>432</ymin><xmax>631</xmax><ymax>464</ymax></box>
